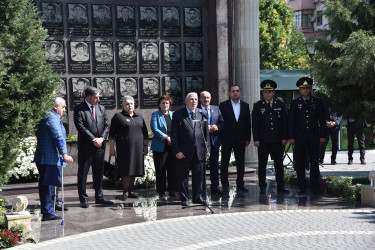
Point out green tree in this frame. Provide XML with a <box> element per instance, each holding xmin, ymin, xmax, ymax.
<box><xmin>0</xmin><ymin>0</ymin><xmax>59</xmax><ymax>185</ymax></box>
<box><xmin>311</xmin><ymin>0</ymin><xmax>375</xmax><ymax>122</ymax></box>
<box><xmin>259</xmin><ymin>0</ymin><xmax>309</xmax><ymax>70</ymax></box>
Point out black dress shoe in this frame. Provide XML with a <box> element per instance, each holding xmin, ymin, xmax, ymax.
<box><xmin>361</xmin><ymin>160</ymin><xmax>366</xmax><ymax>165</ymax></box>
<box><xmin>55</xmin><ymin>202</ymin><xmax>69</xmax><ymax>211</ymax></box>
<box><xmin>181</xmin><ymin>201</ymin><xmax>189</xmax><ymax>206</ymax></box>
<box><xmin>80</xmin><ymin>201</ymin><xmax>89</xmax><ymax>208</ymax></box>
<box><xmin>211</xmin><ymin>188</ymin><xmax>225</xmax><ymax>195</ymax></box>
<box><xmin>277</xmin><ymin>187</ymin><xmax>290</xmax><ymax>193</ymax></box>
<box><xmin>348</xmin><ymin>160</ymin><xmax>353</xmax><ymax>165</ymax></box>
<box><xmin>95</xmin><ymin>198</ymin><xmax>114</xmax><ymax>205</ymax></box>
<box><xmin>42</xmin><ymin>213</ymin><xmax>62</xmax><ymax>221</ymax></box>
<box><xmin>237</xmin><ymin>185</ymin><xmax>249</xmax><ymax>192</ymax></box>
<box><xmin>331</xmin><ymin>160</ymin><xmax>337</xmax><ymax>165</ymax></box>
<box><xmin>121</xmin><ymin>193</ymin><xmax>128</xmax><ymax>201</ymax></box>
<box><xmin>128</xmin><ymin>193</ymin><xmax>139</xmax><ymax>198</ymax></box>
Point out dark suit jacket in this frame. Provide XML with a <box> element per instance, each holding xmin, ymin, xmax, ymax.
<box><xmin>117</xmin><ymin>18</ymin><xmax>135</xmax><ymax>27</ymax></box>
<box><xmin>219</xmin><ymin>99</ymin><xmax>251</xmax><ymax>144</ymax></box>
<box><xmin>171</xmin><ymin>107</ymin><xmax>210</xmax><ymax>161</ymax></box>
<box><xmin>74</xmin><ymin>102</ymin><xmax>109</xmax><ymax>151</ymax></box>
<box><xmin>201</xmin><ymin>105</ymin><xmax>224</xmax><ymax>149</ymax></box>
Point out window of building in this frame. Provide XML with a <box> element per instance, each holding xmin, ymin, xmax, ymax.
<box><xmin>316</xmin><ymin>11</ymin><xmax>323</xmax><ymax>26</ymax></box>
<box><xmin>294</xmin><ymin>10</ymin><xmax>313</xmax><ymax>28</ymax></box>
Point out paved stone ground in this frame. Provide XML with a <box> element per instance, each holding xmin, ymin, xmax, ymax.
<box><xmin>6</xmin><ymin>149</ymin><xmax>375</xmax><ymax>249</ymax></box>
<box><xmin>11</xmin><ymin>210</ymin><xmax>375</xmax><ymax>250</ymax></box>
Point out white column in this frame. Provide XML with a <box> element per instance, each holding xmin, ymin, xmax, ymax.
<box><xmin>234</xmin><ymin>0</ymin><xmax>260</xmax><ymax>167</ymax></box>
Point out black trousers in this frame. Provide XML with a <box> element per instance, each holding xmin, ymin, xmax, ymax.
<box><xmin>77</xmin><ymin>146</ymin><xmax>105</xmax><ymax>203</ymax></box>
<box><xmin>177</xmin><ymin>149</ymin><xmax>206</xmax><ymax>203</ymax></box>
<box><xmin>209</xmin><ymin>145</ymin><xmax>220</xmax><ymax>190</ymax></box>
<box><xmin>319</xmin><ymin>127</ymin><xmax>339</xmax><ymax>162</ymax></box>
<box><xmin>257</xmin><ymin>143</ymin><xmax>284</xmax><ymax>189</ymax></box>
<box><xmin>152</xmin><ymin>145</ymin><xmax>178</xmax><ymax>194</ymax></box>
<box><xmin>220</xmin><ymin>141</ymin><xmax>245</xmax><ymax>188</ymax></box>
<box><xmin>347</xmin><ymin>124</ymin><xmax>365</xmax><ymax>160</ymax></box>
<box><xmin>293</xmin><ymin>140</ymin><xmax>320</xmax><ymax>190</ymax></box>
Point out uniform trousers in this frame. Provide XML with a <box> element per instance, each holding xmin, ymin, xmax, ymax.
<box><xmin>293</xmin><ymin>139</ymin><xmax>320</xmax><ymax>190</ymax></box>
<box><xmin>257</xmin><ymin>143</ymin><xmax>284</xmax><ymax>189</ymax></box>
<box><xmin>177</xmin><ymin>148</ymin><xmax>206</xmax><ymax>203</ymax></box>
<box><xmin>319</xmin><ymin>127</ymin><xmax>339</xmax><ymax>162</ymax></box>
<box><xmin>347</xmin><ymin>124</ymin><xmax>365</xmax><ymax>160</ymax></box>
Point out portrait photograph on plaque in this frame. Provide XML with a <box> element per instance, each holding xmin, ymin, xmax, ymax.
<box><xmin>163</xmin><ymin>76</ymin><xmax>183</xmax><ymax>105</ymax></box>
<box><xmin>55</xmin><ymin>78</ymin><xmax>67</xmax><ymax>99</ymax></box>
<box><xmin>69</xmin><ymin>77</ymin><xmax>91</xmax><ymax>110</ymax></box>
<box><xmin>140</xmin><ymin>42</ymin><xmax>159</xmax><ymax>72</ymax></box>
<box><xmin>92</xmin><ymin>4</ymin><xmax>112</xmax><ymax>36</ymax></box>
<box><xmin>184</xmin><ymin>7</ymin><xmax>202</xmax><ymax>37</ymax></box>
<box><xmin>162</xmin><ymin>42</ymin><xmax>181</xmax><ymax>72</ymax></box>
<box><xmin>185</xmin><ymin>76</ymin><xmax>203</xmax><ymax>96</ymax></box>
<box><xmin>45</xmin><ymin>41</ymin><xmax>65</xmax><ymax>73</ymax></box>
<box><xmin>68</xmin><ymin>3</ymin><xmax>89</xmax><ymax>36</ymax></box>
<box><xmin>140</xmin><ymin>77</ymin><xmax>161</xmax><ymax>108</ymax></box>
<box><xmin>93</xmin><ymin>41</ymin><xmax>114</xmax><ymax>74</ymax></box>
<box><xmin>69</xmin><ymin>41</ymin><xmax>90</xmax><ymax>73</ymax></box>
<box><xmin>116</xmin><ymin>6</ymin><xmax>135</xmax><ymax>37</ymax></box>
<box><xmin>139</xmin><ymin>6</ymin><xmax>158</xmax><ymax>37</ymax></box>
<box><xmin>185</xmin><ymin>42</ymin><xmax>203</xmax><ymax>71</ymax></box>
<box><xmin>118</xmin><ymin>77</ymin><xmax>138</xmax><ymax>108</ymax></box>
<box><xmin>94</xmin><ymin>77</ymin><xmax>115</xmax><ymax>109</ymax></box>
<box><xmin>161</xmin><ymin>7</ymin><xmax>180</xmax><ymax>36</ymax></box>
<box><xmin>117</xmin><ymin>41</ymin><xmax>137</xmax><ymax>73</ymax></box>
<box><xmin>41</xmin><ymin>2</ymin><xmax>63</xmax><ymax>35</ymax></box>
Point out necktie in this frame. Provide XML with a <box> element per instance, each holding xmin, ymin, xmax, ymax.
<box><xmin>205</xmin><ymin>108</ymin><xmax>211</xmax><ymax>124</ymax></box>
<box><xmin>91</xmin><ymin>105</ymin><xmax>96</xmax><ymax>120</ymax></box>
<box><xmin>190</xmin><ymin>111</ymin><xmax>195</xmax><ymax>120</ymax></box>
<box><xmin>267</xmin><ymin>102</ymin><xmax>271</xmax><ymax>108</ymax></box>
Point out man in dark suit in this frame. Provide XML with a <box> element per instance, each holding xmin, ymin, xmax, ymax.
<box><xmin>347</xmin><ymin>118</ymin><xmax>371</xmax><ymax>165</ymax></box>
<box><xmin>219</xmin><ymin>85</ymin><xmax>251</xmax><ymax>193</ymax></box>
<box><xmin>171</xmin><ymin>92</ymin><xmax>211</xmax><ymax>206</ymax></box>
<box><xmin>74</xmin><ymin>86</ymin><xmax>113</xmax><ymax>208</ymax></box>
<box><xmin>319</xmin><ymin>109</ymin><xmax>342</xmax><ymax>165</ymax></box>
<box><xmin>117</xmin><ymin>7</ymin><xmax>135</xmax><ymax>28</ymax></box>
<box><xmin>140</xmin><ymin>7</ymin><xmax>158</xmax><ymax>27</ymax></box>
<box><xmin>200</xmin><ymin>91</ymin><xmax>225</xmax><ymax>195</ymax></box>
<box><xmin>288</xmin><ymin>77</ymin><xmax>326</xmax><ymax>195</ymax></box>
<box><xmin>163</xmin><ymin>8</ymin><xmax>179</xmax><ymax>27</ymax></box>
<box><xmin>34</xmin><ymin>97</ymin><xmax>73</xmax><ymax>221</ymax></box>
<box><xmin>252</xmin><ymin>80</ymin><xmax>288</xmax><ymax>194</ymax></box>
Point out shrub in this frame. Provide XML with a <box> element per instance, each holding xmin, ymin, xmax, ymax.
<box><xmin>0</xmin><ymin>229</ymin><xmax>20</xmax><ymax>248</ymax></box>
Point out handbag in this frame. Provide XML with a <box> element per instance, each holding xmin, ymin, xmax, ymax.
<box><xmin>103</xmin><ymin>156</ymin><xmax>120</xmax><ymax>182</ymax></box>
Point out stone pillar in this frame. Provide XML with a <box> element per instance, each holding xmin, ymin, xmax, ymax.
<box><xmin>234</xmin><ymin>0</ymin><xmax>260</xmax><ymax>167</ymax></box>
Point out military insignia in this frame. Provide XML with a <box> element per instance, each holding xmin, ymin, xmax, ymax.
<box><xmin>298</xmin><ymin>104</ymin><xmax>303</xmax><ymax>110</ymax></box>
<box><xmin>274</xmin><ymin>108</ymin><xmax>281</xmax><ymax>111</ymax></box>
<box><xmin>278</xmin><ymin>114</ymin><xmax>281</xmax><ymax>118</ymax></box>
<box><xmin>261</xmin><ymin>108</ymin><xmax>265</xmax><ymax>114</ymax></box>
<box><xmin>126</xmin><ymin>119</ymin><xmax>131</xmax><ymax>122</ymax></box>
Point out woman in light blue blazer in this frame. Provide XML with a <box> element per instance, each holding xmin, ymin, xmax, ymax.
<box><xmin>150</xmin><ymin>95</ymin><xmax>178</xmax><ymax>197</ymax></box>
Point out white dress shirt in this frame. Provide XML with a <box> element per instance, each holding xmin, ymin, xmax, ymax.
<box><xmin>231</xmin><ymin>100</ymin><xmax>241</xmax><ymax>121</ymax></box>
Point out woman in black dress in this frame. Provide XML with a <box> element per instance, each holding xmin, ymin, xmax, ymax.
<box><xmin>109</xmin><ymin>96</ymin><xmax>148</xmax><ymax>200</ymax></box>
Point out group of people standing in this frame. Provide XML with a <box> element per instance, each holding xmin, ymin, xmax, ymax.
<box><xmin>34</xmin><ymin>77</ymin><xmax>371</xmax><ymax>221</ymax></box>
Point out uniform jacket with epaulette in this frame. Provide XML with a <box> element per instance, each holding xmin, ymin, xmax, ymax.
<box><xmin>252</xmin><ymin>99</ymin><xmax>287</xmax><ymax>143</ymax></box>
<box><xmin>288</xmin><ymin>96</ymin><xmax>326</xmax><ymax>142</ymax></box>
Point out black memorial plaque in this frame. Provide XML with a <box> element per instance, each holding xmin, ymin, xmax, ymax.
<box><xmin>140</xmin><ymin>77</ymin><xmax>161</xmax><ymax>108</ymax></box>
<box><xmin>140</xmin><ymin>42</ymin><xmax>159</xmax><ymax>73</ymax></box>
<box><xmin>116</xmin><ymin>6</ymin><xmax>136</xmax><ymax>37</ymax></box>
<box><xmin>139</xmin><ymin>6</ymin><xmax>158</xmax><ymax>37</ymax></box>
<box><xmin>185</xmin><ymin>42</ymin><xmax>203</xmax><ymax>71</ymax></box>
<box><xmin>45</xmin><ymin>41</ymin><xmax>65</xmax><ymax>73</ymax></box>
<box><xmin>185</xmin><ymin>76</ymin><xmax>203</xmax><ymax>96</ymax></box>
<box><xmin>162</xmin><ymin>42</ymin><xmax>181</xmax><ymax>72</ymax></box>
<box><xmin>184</xmin><ymin>7</ymin><xmax>202</xmax><ymax>37</ymax></box>
<box><xmin>117</xmin><ymin>41</ymin><xmax>137</xmax><ymax>73</ymax></box>
<box><xmin>117</xmin><ymin>77</ymin><xmax>138</xmax><ymax>109</ymax></box>
<box><xmin>55</xmin><ymin>78</ymin><xmax>67</xmax><ymax>100</ymax></box>
<box><xmin>92</xmin><ymin>4</ymin><xmax>113</xmax><ymax>36</ymax></box>
<box><xmin>94</xmin><ymin>77</ymin><xmax>115</xmax><ymax>109</ymax></box>
<box><xmin>68</xmin><ymin>3</ymin><xmax>89</xmax><ymax>36</ymax></box>
<box><xmin>41</xmin><ymin>2</ymin><xmax>64</xmax><ymax>35</ymax></box>
<box><xmin>93</xmin><ymin>41</ymin><xmax>114</xmax><ymax>74</ymax></box>
<box><xmin>163</xmin><ymin>76</ymin><xmax>183</xmax><ymax>105</ymax></box>
<box><xmin>69</xmin><ymin>41</ymin><xmax>90</xmax><ymax>73</ymax></box>
<box><xmin>69</xmin><ymin>77</ymin><xmax>91</xmax><ymax>110</ymax></box>
<box><xmin>161</xmin><ymin>7</ymin><xmax>180</xmax><ymax>37</ymax></box>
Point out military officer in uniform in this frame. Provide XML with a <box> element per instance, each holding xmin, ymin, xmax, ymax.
<box><xmin>252</xmin><ymin>80</ymin><xmax>288</xmax><ymax>194</ymax></box>
<box><xmin>288</xmin><ymin>77</ymin><xmax>326</xmax><ymax>195</ymax></box>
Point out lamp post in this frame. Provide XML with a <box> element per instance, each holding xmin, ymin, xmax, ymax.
<box><xmin>304</xmin><ymin>40</ymin><xmax>317</xmax><ymax>59</ymax></box>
